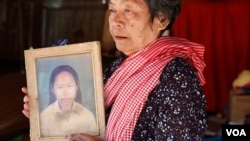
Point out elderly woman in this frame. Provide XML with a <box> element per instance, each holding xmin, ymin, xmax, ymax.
<box><xmin>22</xmin><ymin>0</ymin><xmax>207</xmax><ymax>140</ymax></box>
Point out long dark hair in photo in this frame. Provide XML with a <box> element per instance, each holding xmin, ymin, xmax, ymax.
<box><xmin>48</xmin><ymin>65</ymin><xmax>83</xmax><ymax>105</ymax></box>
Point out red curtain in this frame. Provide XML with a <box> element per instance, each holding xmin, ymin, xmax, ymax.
<box><xmin>173</xmin><ymin>0</ymin><xmax>250</xmax><ymax>114</ymax></box>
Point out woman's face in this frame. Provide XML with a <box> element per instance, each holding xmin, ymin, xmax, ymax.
<box><xmin>109</xmin><ymin>0</ymin><xmax>162</xmax><ymax>55</ymax></box>
<box><xmin>53</xmin><ymin>71</ymin><xmax>78</xmax><ymax>112</ymax></box>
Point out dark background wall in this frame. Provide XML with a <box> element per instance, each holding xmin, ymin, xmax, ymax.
<box><xmin>0</xmin><ymin>0</ymin><xmax>250</xmax><ymax>140</ymax></box>
<box><xmin>0</xmin><ymin>0</ymin><xmax>113</xmax><ymax>72</ymax></box>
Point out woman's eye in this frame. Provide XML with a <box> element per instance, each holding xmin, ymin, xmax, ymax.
<box><xmin>109</xmin><ymin>8</ymin><xmax>116</xmax><ymax>13</ymax></box>
<box><xmin>124</xmin><ymin>9</ymin><xmax>130</xmax><ymax>12</ymax></box>
<box><xmin>68</xmin><ymin>84</ymin><xmax>75</xmax><ymax>88</ymax></box>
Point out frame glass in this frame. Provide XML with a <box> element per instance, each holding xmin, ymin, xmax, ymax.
<box><xmin>24</xmin><ymin>41</ymin><xmax>105</xmax><ymax>141</ymax></box>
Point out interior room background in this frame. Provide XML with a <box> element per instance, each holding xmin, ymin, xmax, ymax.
<box><xmin>0</xmin><ymin>0</ymin><xmax>249</xmax><ymax>140</ymax></box>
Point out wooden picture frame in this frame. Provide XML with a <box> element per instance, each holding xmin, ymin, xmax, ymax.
<box><xmin>24</xmin><ymin>41</ymin><xmax>105</xmax><ymax>141</ymax></box>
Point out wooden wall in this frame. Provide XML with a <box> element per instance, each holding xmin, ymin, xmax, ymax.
<box><xmin>40</xmin><ymin>0</ymin><xmax>107</xmax><ymax>47</ymax></box>
<box><xmin>0</xmin><ymin>0</ymin><xmax>107</xmax><ymax>63</ymax></box>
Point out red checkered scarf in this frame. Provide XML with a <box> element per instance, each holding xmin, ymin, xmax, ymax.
<box><xmin>104</xmin><ymin>36</ymin><xmax>205</xmax><ymax>141</ymax></box>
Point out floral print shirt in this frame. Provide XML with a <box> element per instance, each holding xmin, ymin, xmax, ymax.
<box><xmin>103</xmin><ymin>55</ymin><xmax>207</xmax><ymax>141</ymax></box>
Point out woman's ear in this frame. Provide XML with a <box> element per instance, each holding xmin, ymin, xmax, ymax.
<box><xmin>153</xmin><ymin>12</ymin><xmax>169</xmax><ymax>31</ymax></box>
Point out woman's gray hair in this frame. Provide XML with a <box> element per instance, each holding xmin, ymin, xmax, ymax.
<box><xmin>145</xmin><ymin>0</ymin><xmax>182</xmax><ymax>34</ymax></box>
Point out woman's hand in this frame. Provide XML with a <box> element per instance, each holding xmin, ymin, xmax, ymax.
<box><xmin>66</xmin><ymin>133</ymin><xmax>101</xmax><ymax>141</ymax></box>
<box><xmin>22</xmin><ymin>87</ymin><xmax>30</xmax><ymax>118</ymax></box>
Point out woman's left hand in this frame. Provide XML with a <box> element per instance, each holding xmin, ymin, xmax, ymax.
<box><xmin>66</xmin><ymin>133</ymin><xmax>100</xmax><ymax>141</ymax></box>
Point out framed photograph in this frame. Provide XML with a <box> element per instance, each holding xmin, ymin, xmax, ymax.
<box><xmin>24</xmin><ymin>41</ymin><xmax>105</xmax><ymax>141</ymax></box>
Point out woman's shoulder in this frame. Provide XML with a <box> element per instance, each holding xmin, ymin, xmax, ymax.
<box><xmin>40</xmin><ymin>102</ymin><xmax>57</xmax><ymax>116</ymax></box>
<box><xmin>159</xmin><ymin>57</ymin><xmax>199</xmax><ymax>82</ymax></box>
<box><xmin>165</xmin><ymin>57</ymin><xmax>195</xmax><ymax>71</ymax></box>
<box><xmin>74</xmin><ymin>102</ymin><xmax>94</xmax><ymax>115</ymax></box>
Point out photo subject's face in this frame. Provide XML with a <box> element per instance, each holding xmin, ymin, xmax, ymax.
<box><xmin>53</xmin><ymin>71</ymin><xmax>78</xmax><ymax>112</ymax></box>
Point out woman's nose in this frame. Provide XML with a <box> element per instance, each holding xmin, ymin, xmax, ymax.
<box><xmin>62</xmin><ymin>87</ymin><xmax>69</xmax><ymax>95</ymax></box>
<box><xmin>110</xmin><ymin>12</ymin><xmax>124</xmax><ymax>28</ymax></box>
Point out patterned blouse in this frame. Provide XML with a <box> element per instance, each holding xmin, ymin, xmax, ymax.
<box><xmin>103</xmin><ymin>55</ymin><xmax>207</xmax><ymax>141</ymax></box>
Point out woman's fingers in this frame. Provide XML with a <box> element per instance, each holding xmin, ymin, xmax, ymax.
<box><xmin>23</xmin><ymin>102</ymin><xmax>30</xmax><ymax>110</ymax></box>
<box><xmin>66</xmin><ymin>133</ymin><xmax>99</xmax><ymax>141</ymax></box>
<box><xmin>21</xmin><ymin>86</ymin><xmax>30</xmax><ymax>118</ymax></box>
<box><xmin>23</xmin><ymin>101</ymin><xmax>30</xmax><ymax>118</ymax></box>
<box><xmin>22</xmin><ymin>109</ymin><xmax>30</xmax><ymax>118</ymax></box>
<box><xmin>23</xmin><ymin>95</ymin><xmax>30</xmax><ymax>103</ymax></box>
<box><xmin>21</xmin><ymin>87</ymin><xmax>28</xmax><ymax>94</ymax></box>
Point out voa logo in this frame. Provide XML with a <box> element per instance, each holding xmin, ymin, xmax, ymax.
<box><xmin>226</xmin><ymin>129</ymin><xmax>246</xmax><ymax>136</ymax></box>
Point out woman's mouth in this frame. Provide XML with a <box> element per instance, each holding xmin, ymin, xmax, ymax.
<box><xmin>60</xmin><ymin>99</ymin><xmax>71</xmax><ymax>105</ymax></box>
<box><xmin>114</xmin><ymin>36</ymin><xmax>127</xmax><ymax>40</ymax></box>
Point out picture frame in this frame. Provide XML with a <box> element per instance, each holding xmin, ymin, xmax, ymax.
<box><xmin>24</xmin><ymin>41</ymin><xmax>105</xmax><ymax>141</ymax></box>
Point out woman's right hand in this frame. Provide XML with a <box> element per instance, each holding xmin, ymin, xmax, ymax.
<box><xmin>66</xmin><ymin>133</ymin><xmax>100</xmax><ymax>141</ymax></box>
<box><xmin>22</xmin><ymin>87</ymin><xmax>30</xmax><ymax>118</ymax></box>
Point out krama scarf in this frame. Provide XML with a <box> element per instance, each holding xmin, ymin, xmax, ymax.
<box><xmin>104</xmin><ymin>36</ymin><xmax>206</xmax><ymax>141</ymax></box>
